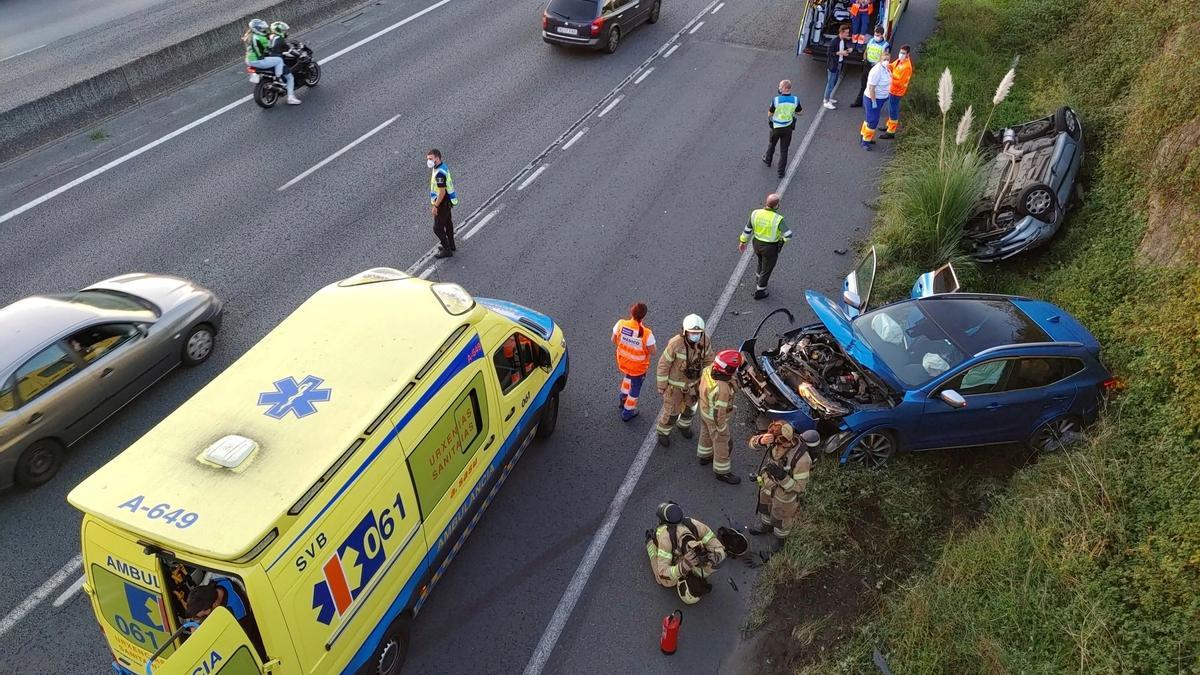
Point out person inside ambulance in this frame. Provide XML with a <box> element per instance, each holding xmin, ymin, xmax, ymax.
<box><xmin>185</xmin><ymin>577</ymin><xmax>248</xmax><ymax>624</ymax></box>
<box><xmin>645</xmin><ymin>502</ymin><xmax>727</xmax><ymax>605</ymax></box>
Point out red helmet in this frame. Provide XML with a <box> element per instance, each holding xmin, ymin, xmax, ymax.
<box><xmin>713</xmin><ymin>349</ymin><xmax>744</xmax><ymax>376</ymax></box>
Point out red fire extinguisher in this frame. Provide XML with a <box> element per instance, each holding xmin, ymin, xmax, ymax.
<box><xmin>660</xmin><ymin>609</ymin><xmax>683</xmax><ymax>655</ymax></box>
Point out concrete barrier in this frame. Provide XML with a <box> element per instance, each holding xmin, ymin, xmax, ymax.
<box><xmin>0</xmin><ymin>0</ymin><xmax>367</xmax><ymax>164</ymax></box>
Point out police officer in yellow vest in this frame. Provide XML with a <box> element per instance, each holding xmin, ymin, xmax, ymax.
<box><xmin>427</xmin><ymin>148</ymin><xmax>459</xmax><ymax>259</ymax></box>
<box><xmin>738</xmin><ymin>193</ymin><xmax>793</xmax><ymax>300</ymax></box>
<box><xmin>762</xmin><ymin>80</ymin><xmax>801</xmax><ymax>179</ymax></box>
<box><xmin>851</xmin><ymin>25</ymin><xmax>889</xmax><ymax>108</ymax></box>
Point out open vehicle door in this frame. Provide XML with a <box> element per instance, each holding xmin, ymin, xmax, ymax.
<box><xmin>910</xmin><ymin>262</ymin><xmax>960</xmax><ymax>299</ymax></box>
<box><xmin>840</xmin><ymin>246</ymin><xmax>877</xmax><ymax>319</ymax></box>
<box><xmin>145</xmin><ymin>607</ymin><xmax>265</xmax><ymax>675</ymax></box>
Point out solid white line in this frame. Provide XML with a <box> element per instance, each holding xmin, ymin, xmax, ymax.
<box><xmin>0</xmin><ymin>43</ymin><xmax>47</xmax><ymax>63</ymax></box>
<box><xmin>0</xmin><ymin>0</ymin><xmax>456</xmax><ymax>225</ymax></box>
<box><xmin>597</xmin><ymin>96</ymin><xmax>623</xmax><ymax>118</ymax></box>
<box><xmin>522</xmin><ymin>76</ymin><xmax>842</xmax><ymax>675</ymax></box>
<box><xmin>711</xmin><ymin>2</ymin><xmax>725</xmax><ymax>13</ymax></box>
<box><xmin>517</xmin><ymin>166</ymin><xmax>547</xmax><ymax>191</ymax></box>
<box><xmin>418</xmin><ymin>265</ymin><xmax>435</xmax><ymax>279</ymax></box>
<box><xmin>462</xmin><ymin>208</ymin><xmax>501</xmax><ymax>240</ymax></box>
<box><xmin>51</xmin><ymin>577</ymin><xmax>86</xmax><ymax>608</ymax></box>
<box><xmin>634</xmin><ymin>68</ymin><xmax>655</xmax><ymax>85</ymax></box>
<box><xmin>688</xmin><ymin>20</ymin><xmax>704</xmax><ymax>34</ymax></box>
<box><xmin>0</xmin><ymin>555</ymin><xmax>82</xmax><ymax>639</ymax></box>
<box><xmin>278</xmin><ymin>114</ymin><xmax>400</xmax><ymax>191</ymax></box>
<box><xmin>663</xmin><ymin>44</ymin><xmax>680</xmax><ymax>58</ymax></box>
<box><xmin>561</xmin><ymin>128</ymin><xmax>588</xmax><ymax>151</ymax></box>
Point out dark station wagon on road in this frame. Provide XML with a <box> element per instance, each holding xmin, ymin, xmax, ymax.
<box><xmin>542</xmin><ymin>0</ymin><xmax>663</xmax><ymax>53</ymax></box>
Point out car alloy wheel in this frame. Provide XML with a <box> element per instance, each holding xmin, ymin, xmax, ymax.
<box><xmin>605</xmin><ymin>26</ymin><xmax>621</xmax><ymax>53</ymax></box>
<box><xmin>182</xmin><ymin>324</ymin><xmax>215</xmax><ymax>366</ymax></box>
<box><xmin>1028</xmin><ymin>416</ymin><xmax>1084</xmax><ymax>453</ymax></box>
<box><xmin>844</xmin><ymin>431</ymin><xmax>895</xmax><ymax>468</ymax></box>
<box><xmin>1017</xmin><ymin>184</ymin><xmax>1056</xmax><ymax>218</ymax></box>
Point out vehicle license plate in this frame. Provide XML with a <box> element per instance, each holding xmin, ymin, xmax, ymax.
<box><xmin>556</xmin><ymin>26</ymin><xmax>579</xmax><ymax>35</ymax></box>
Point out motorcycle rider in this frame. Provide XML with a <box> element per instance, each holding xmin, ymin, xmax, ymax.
<box><xmin>242</xmin><ymin>19</ymin><xmax>278</xmax><ymax>85</ymax></box>
<box><xmin>267</xmin><ymin>21</ymin><xmax>301</xmax><ymax>105</ymax></box>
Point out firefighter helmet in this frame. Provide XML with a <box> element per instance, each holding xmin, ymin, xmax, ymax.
<box><xmin>800</xmin><ymin>429</ymin><xmax>821</xmax><ymax>448</ymax></box>
<box><xmin>656</xmin><ymin>502</ymin><xmax>683</xmax><ymax>525</ymax></box>
<box><xmin>676</xmin><ymin>579</ymin><xmax>701</xmax><ymax>605</ymax></box>
<box><xmin>716</xmin><ymin>526</ymin><xmax>749</xmax><ymax>558</ymax></box>
<box><xmin>712</xmin><ymin>349</ymin><xmax>743</xmax><ymax>376</ymax></box>
<box><xmin>681</xmin><ymin>314</ymin><xmax>705</xmax><ymax>333</ymax></box>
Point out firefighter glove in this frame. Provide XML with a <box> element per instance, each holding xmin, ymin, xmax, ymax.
<box><xmin>766</xmin><ymin>463</ymin><xmax>788</xmax><ymax>481</ymax></box>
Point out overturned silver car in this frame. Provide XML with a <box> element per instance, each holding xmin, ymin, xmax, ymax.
<box><xmin>966</xmin><ymin>106</ymin><xmax>1084</xmax><ymax>261</ymax></box>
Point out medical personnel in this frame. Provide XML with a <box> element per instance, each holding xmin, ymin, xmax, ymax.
<box><xmin>882</xmin><ymin>44</ymin><xmax>914</xmax><ymax>139</ymax></box>
<box><xmin>861</xmin><ymin>47</ymin><xmax>892</xmax><ymax>149</ymax></box>
<box><xmin>613</xmin><ymin>302</ymin><xmax>656</xmax><ymax>421</ymax></box>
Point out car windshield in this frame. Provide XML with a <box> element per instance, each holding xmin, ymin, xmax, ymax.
<box><xmin>549</xmin><ymin>0</ymin><xmax>598</xmax><ymax>18</ymax></box>
<box><xmin>854</xmin><ymin>302</ymin><xmax>967</xmax><ymax>388</ymax></box>
<box><xmin>63</xmin><ymin>290</ymin><xmax>157</xmax><ymax>315</ymax></box>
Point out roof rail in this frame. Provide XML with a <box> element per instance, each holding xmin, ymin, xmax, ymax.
<box><xmin>973</xmin><ymin>341</ymin><xmax>1083</xmax><ymax>358</ymax></box>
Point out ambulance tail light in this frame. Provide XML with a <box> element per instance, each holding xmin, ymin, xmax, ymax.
<box><xmin>590</xmin><ymin>16</ymin><xmax>605</xmax><ymax>36</ymax></box>
<box><xmin>432</xmin><ymin>283</ymin><xmax>475</xmax><ymax>315</ymax></box>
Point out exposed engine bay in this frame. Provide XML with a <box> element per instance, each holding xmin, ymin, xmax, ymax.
<box><xmin>740</xmin><ymin>326</ymin><xmax>892</xmax><ymax>420</ymax></box>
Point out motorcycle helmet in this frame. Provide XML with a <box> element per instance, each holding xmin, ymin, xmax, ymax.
<box><xmin>656</xmin><ymin>502</ymin><xmax>683</xmax><ymax>525</ymax></box>
<box><xmin>712</xmin><ymin>349</ymin><xmax>744</xmax><ymax>376</ymax></box>
<box><xmin>269</xmin><ymin>21</ymin><xmax>290</xmax><ymax>36</ymax></box>
<box><xmin>248</xmin><ymin>18</ymin><xmax>268</xmax><ymax>34</ymax></box>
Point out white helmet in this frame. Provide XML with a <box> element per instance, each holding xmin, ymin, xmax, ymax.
<box><xmin>682</xmin><ymin>314</ymin><xmax>705</xmax><ymax>333</ymax></box>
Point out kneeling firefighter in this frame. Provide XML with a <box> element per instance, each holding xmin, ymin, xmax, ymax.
<box><xmin>749</xmin><ymin>423</ymin><xmax>818</xmax><ymax>551</ymax></box>
<box><xmin>654</xmin><ymin>314</ymin><xmax>713</xmax><ymax>447</ymax></box>
<box><xmin>645</xmin><ymin>502</ymin><xmax>726</xmax><ymax>604</ymax></box>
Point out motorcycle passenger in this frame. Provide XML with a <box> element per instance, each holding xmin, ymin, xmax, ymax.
<box><xmin>268</xmin><ymin>21</ymin><xmax>301</xmax><ymax>105</ymax></box>
<box><xmin>243</xmin><ymin>19</ymin><xmax>280</xmax><ymax>85</ymax></box>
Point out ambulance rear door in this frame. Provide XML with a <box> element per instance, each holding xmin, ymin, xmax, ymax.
<box><xmin>148</xmin><ymin>607</ymin><xmax>265</xmax><ymax>675</ymax></box>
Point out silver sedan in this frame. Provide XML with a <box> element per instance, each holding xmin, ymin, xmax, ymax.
<box><xmin>0</xmin><ymin>273</ymin><xmax>223</xmax><ymax>489</ymax></box>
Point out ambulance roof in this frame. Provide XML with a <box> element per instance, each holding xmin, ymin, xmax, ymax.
<box><xmin>68</xmin><ymin>270</ymin><xmax>482</xmax><ymax>561</ymax></box>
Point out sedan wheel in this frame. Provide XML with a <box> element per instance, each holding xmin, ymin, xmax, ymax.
<box><xmin>182</xmin><ymin>324</ymin><xmax>215</xmax><ymax>366</ymax></box>
<box><xmin>15</xmin><ymin>440</ymin><xmax>64</xmax><ymax>488</ymax></box>
<box><xmin>844</xmin><ymin>431</ymin><xmax>895</xmax><ymax>468</ymax></box>
<box><xmin>648</xmin><ymin>0</ymin><xmax>661</xmax><ymax>23</ymax></box>
<box><xmin>1027</xmin><ymin>416</ymin><xmax>1084</xmax><ymax>453</ymax></box>
<box><xmin>1017</xmin><ymin>183</ymin><xmax>1056</xmax><ymax>219</ymax></box>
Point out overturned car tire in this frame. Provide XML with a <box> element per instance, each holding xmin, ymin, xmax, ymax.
<box><xmin>1016</xmin><ymin>183</ymin><xmax>1057</xmax><ymax>220</ymax></box>
<box><xmin>1054</xmin><ymin>106</ymin><xmax>1082</xmax><ymax>141</ymax></box>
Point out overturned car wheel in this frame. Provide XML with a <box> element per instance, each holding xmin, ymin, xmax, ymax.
<box><xmin>1054</xmin><ymin>106</ymin><xmax>1081</xmax><ymax>141</ymax></box>
<box><xmin>1017</xmin><ymin>183</ymin><xmax>1057</xmax><ymax>220</ymax></box>
<box><xmin>844</xmin><ymin>431</ymin><xmax>896</xmax><ymax>468</ymax></box>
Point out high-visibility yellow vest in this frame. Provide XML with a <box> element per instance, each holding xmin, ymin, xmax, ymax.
<box><xmin>430</xmin><ymin>164</ymin><xmax>459</xmax><ymax>205</ymax></box>
<box><xmin>771</xmin><ymin>95</ymin><xmax>799</xmax><ymax>128</ymax></box>
<box><xmin>742</xmin><ymin>209</ymin><xmax>787</xmax><ymax>243</ymax></box>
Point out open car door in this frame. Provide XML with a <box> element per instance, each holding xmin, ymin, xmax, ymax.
<box><xmin>146</xmin><ymin>607</ymin><xmax>265</xmax><ymax>675</ymax></box>
<box><xmin>910</xmin><ymin>262</ymin><xmax>961</xmax><ymax>299</ymax></box>
<box><xmin>841</xmin><ymin>246</ymin><xmax>877</xmax><ymax>319</ymax></box>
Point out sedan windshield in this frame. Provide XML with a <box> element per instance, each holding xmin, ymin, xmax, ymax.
<box><xmin>855</xmin><ymin>302</ymin><xmax>967</xmax><ymax>388</ymax></box>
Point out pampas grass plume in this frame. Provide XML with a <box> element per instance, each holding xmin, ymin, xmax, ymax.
<box><xmin>955</xmin><ymin>105</ymin><xmax>974</xmax><ymax>146</ymax></box>
<box><xmin>992</xmin><ymin>68</ymin><xmax>1016</xmax><ymax>106</ymax></box>
<box><xmin>938</xmin><ymin>68</ymin><xmax>953</xmax><ymax>114</ymax></box>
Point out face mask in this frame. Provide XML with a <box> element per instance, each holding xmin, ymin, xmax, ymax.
<box><xmin>426</xmin><ymin>159</ymin><xmax>436</xmax><ymax>168</ymax></box>
<box><xmin>899</xmin><ymin>53</ymin><xmax>908</xmax><ymax>60</ymax></box>
<box><xmin>687</xmin><ymin>333</ymin><xmax>702</xmax><ymax>343</ymax></box>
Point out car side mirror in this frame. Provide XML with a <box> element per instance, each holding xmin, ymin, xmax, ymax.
<box><xmin>843</xmin><ymin>291</ymin><xmax>863</xmax><ymax>311</ymax></box>
<box><xmin>939</xmin><ymin>389</ymin><xmax>967</xmax><ymax>409</ymax></box>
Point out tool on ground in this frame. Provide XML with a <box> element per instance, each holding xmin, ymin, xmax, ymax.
<box><xmin>660</xmin><ymin>610</ymin><xmax>683</xmax><ymax>655</ymax></box>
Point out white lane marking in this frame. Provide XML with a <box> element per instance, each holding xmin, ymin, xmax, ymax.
<box><xmin>689</xmin><ymin>20</ymin><xmax>704</xmax><ymax>34</ymax></box>
<box><xmin>634</xmin><ymin>67</ymin><xmax>655</xmax><ymax>84</ymax></box>
<box><xmin>418</xmin><ymin>265</ymin><xmax>436</xmax><ymax>279</ymax></box>
<box><xmin>0</xmin><ymin>43</ymin><xmax>48</xmax><ymax>63</ymax></box>
<box><xmin>522</xmin><ymin>74</ymin><xmax>841</xmax><ymax>675</ymax></box>
<box><xmin>712</xmin><ymin>2</ymin><xmax>725</xmax><ymax>13</ymax></box>
<box><xmin>278</xmin><ymin>114</ymin><xmax>400</xmax><ymax>191</ymax></box>
<box><xmin>597</xmin><ymin>96</ymin><xmax>623</xmax><ymax>118</ymax></box>
<box><xmin>0</xmin><ymin>0</ymin><xmax>457</xmax><ymax>225</ymax></box>
<box><xmin>0</xmin><ymin>555</ymin><xmax>82</xmax><ymax>639</ymax></box>
<box><xmin>561</xmin><ymin>128</ymin><xmax>588</xmax><ymax>151</ymax></box>
<box><xmin>663</xmin><ymin>44</ymin><xmax>680</xmax><ymax>58</ymax></box>
<box><xmin>51</xmin><ymin>577</ymin><xmax>86</xmax><ymax>608</ymax></box>
<box><xmin>517</xmin><ymin>166</ymin><xmax>547</xmax><ymax>191</ymax></box>
<box><xmin>463</xmin><ymin>208</ymin><xmax>501</xmax><ymax>241</ymax></box>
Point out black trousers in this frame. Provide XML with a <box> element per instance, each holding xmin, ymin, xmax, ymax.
<box><xmin>433</xmin><ymin>203</ymin><xmax>455</xmax><ymax>251</ymax></box>
<box><xmin>764</xmin><ymin>125</ymin><xmax>794</xmax><ymax>174</ymax></box>
<box><xmin>753</xmin><ymin>239</ymin><xmax>782</xmax><ymax>290</ymax></box>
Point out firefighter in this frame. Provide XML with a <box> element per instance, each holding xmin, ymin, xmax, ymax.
<box><xmin>654</xmin><ymin>314</ymin><xmax>713</xmax><ymax>447</ymax></box>
<box><xmin>697</xmin><ymin>349</ymin><xmax>743</xmax><ymax>485</ymax></box>
<box><xmin>749</xmin><ymin>424</ymin><xmax>818</xmax><ymax>551</ymax></box>
<box><xmin>645</xmin><ymin>502</ymin><xmax>727</xmax><ymax>605</ymax></box>
<box><xmin>612</xmin><ymin>302</ymin><xmax>656</xmax><ymax>421</ymax></box>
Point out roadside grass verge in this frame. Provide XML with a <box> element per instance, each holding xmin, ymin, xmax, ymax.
<box><xmin>751</xmin><ymin>0</ymin><xmax>1200</xmax><ymax>671</ymax></box>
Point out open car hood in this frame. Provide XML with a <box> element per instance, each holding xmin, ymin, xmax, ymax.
<box><xmin>805</xmin><ymin>290</ymin><xmax>906</xmax><ymax>393</ymax></box>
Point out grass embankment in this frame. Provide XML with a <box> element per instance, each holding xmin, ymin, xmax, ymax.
<box><xmin>753</xmin><ymin>0</ymin><xmax>1200</xmax><ymax>671</ymax></box>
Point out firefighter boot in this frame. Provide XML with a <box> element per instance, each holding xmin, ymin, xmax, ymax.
<box><xmin>747</xmin><ymin>522</ymin><xmax>772</xmax><ymax>536</ymax></box>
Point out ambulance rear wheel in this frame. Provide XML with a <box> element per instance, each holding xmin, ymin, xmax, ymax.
<box><xmin>535</xmin><ymin>392</ymin><xmax>559</xmax><ymax>439</ymax></box>
<box><xmin>372</xmin><ymin>616</ymin><xmax>409</xmax><ymax>675</ymax></box>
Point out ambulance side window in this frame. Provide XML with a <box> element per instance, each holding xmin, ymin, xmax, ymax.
<box><xmin>492</xmin><ymin>334</ymin><xmax>545</xmax><ymax>394</ymax></box>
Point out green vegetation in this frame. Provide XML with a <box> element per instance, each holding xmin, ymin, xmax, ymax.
<box><xmin>88</xmin><ymin>129</ymin><xmax>109</xmax><ymax>141</ymax></box>
<box><xmin>754</xmin><ymin>0</ymin><xmax>1200</xmax><ymax>671</ymax></box>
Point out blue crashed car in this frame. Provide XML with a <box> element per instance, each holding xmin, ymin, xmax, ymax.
<box><xmin>738</xmin><ymin>249</ymin><xmax>1114</xmax><ymax>466</ymax></box>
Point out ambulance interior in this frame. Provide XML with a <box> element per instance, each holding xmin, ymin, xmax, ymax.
<box><xmin>805</xmin><ymin>0</ymin><xmax>887</xmax><ymax>48</ymax></box>
<box><xmin>160</xmin><ymin>557</ymin><xmax>268</xmax><ymax>660</ymax></box>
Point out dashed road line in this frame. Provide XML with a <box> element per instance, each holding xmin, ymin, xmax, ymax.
<box><xmin>462</xmin><ymin>207</ymin><xmax>503</xmax><ymax>241</ymax></box>
<box><xmin>517</xmin><ymin>166</ymin><xmax>547</xmax><ymax>191</ymax></box>
<box><xmin>561</xmin><ymin>128</ymin><xmax>588</xmax><ymax>151</ymax></box>
<box><xmin>712</xmin><ymin>2</ymin><xmax>725</xmax><ymax>13</ymax></box>
<box><xmin>278</xmin><ymin>115</ymin><xmax>400</xmax><ymax>191</ymax></box>
<box><xmin>634</xmin><ymin>68</ymin><xmax>655</xmax><ymax>84</ymax></box>
<box><xmin>51</xmin><ymin>577</ymin><xmax>86</xmax><ymax>608</ymax></box>
<box><xmin>689</xmin><ymin>20</ymin><xmax>705</xmax><ymax>34</ymax></box>
<box><xmin>663</xmin><ymin>44</ymin><xmax>680</xmax><ymax>58</ymax></box>
<box><xmin>597</xmin><ymin>96</ymin><xmax>623</xmax><ymax>118</ymax></box>
<box><xmin>418</xmin><ymin>265</ymin><xmax>436</xmax><ymax>279</ymax></box>
<box><xmin>0</xmin><ymin>555</ymin><xmax>81</xmax><ymax>640</ymax></box>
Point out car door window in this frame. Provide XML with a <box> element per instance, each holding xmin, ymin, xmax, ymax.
<box><xmin>943</xmin><ymin>359</ymin><xmax>1009</xmax><ymax>396</ymax></box>
<box><xmin>603</xmin><ymin>0</ymin><xmax>620</xmax><ymax>14</ymax></box>
<box><xmin>0</xmin><ymin>377</ymin><xmax>15</xmax><ymax>411</ymax></box>
<box><xmin>492</xmin><ymin>333</ymin><xmax>548</xmax><ymax>395</ymax></box>
<box><xmin>67</xmin><ymin>323</ymin><xmax>140</xmax><ymax>364</ymax></box>
<box><xmin>15</xmin><ymin>344</ymin><xmax>80</xmax><ymax>403</ymax></box>
<box><xmin>1006</xmin><ymin>357</ymin><xmax>1084</xmax><ymax>391</ymax></box>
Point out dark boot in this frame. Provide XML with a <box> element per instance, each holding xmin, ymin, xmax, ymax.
<box><xmin>677</xmin><ymin>420</ymin><xmax>694</xmax><ymax>439</ymax></box>
<box><xmin>657</xmin><ymin>434</ymin><xmax>670</xmax><ymax>447</ymax></box>
<box><xmin>762</xmin><ymin>153</ymin><xmax>772</xmax><ymax>166</ymax></box>
<box><xmin>715</xmin><ymin>472</ymin><xmax>742</xmax><ymax>485</ymax></box>
<box><xmin>753</xmin><ymin>288</ymin><xmax>769</xmax><ymax>300</ymax></box>
<box><xmin>698</xmin><ymin>455</ymin><xmax>713</xmax><ymax>466</ymax></box>
<box><xmin>747</xmin><ymin>522</ymin><xmax>772</xmax><ymax>536</ymax></box>
<box><xmin>434</xmin><ymin>248</ymin><xmax>453</xmax><ymax>259</ymax></box>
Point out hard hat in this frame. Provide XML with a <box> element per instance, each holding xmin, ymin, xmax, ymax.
<box><xmin>248</xmin><ymin>18</ymin><xmax>268</xmax><ymax>34</ymax></box>
<box><xmin>713</xmin><ymin>349</ymin><xmax>744</xmax><ymax>376</ymax></box>
<box><xmin>656</xmin><ymin>502</ymin><xmax>683</xmax><ymax>525</ymax></box>
<box><xmin>777</xmin><ymin>423</ymin><xmax>796</xmax><ymax>442</ymax></box>
<box><xmin>682</xmin><ymin>314</ymin><xmax>705</xmax><ymax>333</ymax></box>
<box><xmin>269</xmin><ymin>20</ymin><xmax>290</xmax><ymax>36</ymax></box>
<box><xmin>799</xmin><ymin>429</ymin><xmax>821</xmax><ymax>448</ymax></box>
<box><xmin>676</xmin><ymin>579</ymin><xmax>701</xmax><ymax>605</ymax></box>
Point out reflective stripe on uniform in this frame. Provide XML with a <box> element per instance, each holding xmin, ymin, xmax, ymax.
<box><xmin>713</xmin><ymin>459</ymin><xmax>733</xmax><ymax>473</ymax></box>
<box><xmin>775</xmin><ymin>493</ymin><xmax>797</xmax><ymax>503</ymax></box>
<box><xmin>778</xmin><ymin>477</ymin><xmax>797</xmax><ymax>491</ymax></box>
<box><xmin>795</xmin><ymin>471</ymin><xmax>810</xmax><ymax>480</ymax></box>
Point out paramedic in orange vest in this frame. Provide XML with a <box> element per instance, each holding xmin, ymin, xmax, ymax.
<box><xmin>613</xmin><ymin>302</ymin><xmax>657</xmax><ymax>422</ymax></box>
<box><xmin>881</xmin><ymin>44</ymin><xmax>913</xmax><ymax>139</ymax></box>
<box><xmin>848</xmin><ymin>0</ymin><xmax>874</xmax><ymax>45</ymax></box>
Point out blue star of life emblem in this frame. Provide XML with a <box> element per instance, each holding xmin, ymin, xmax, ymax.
<box><xmin>257</xmin><ymin>375</ymin><xmax>332</xmax><ymax>419</ymax></box>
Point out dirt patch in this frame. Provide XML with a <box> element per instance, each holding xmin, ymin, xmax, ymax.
<box><xmin>756</xmin><ymin>566</ymin><xmax>877</xmax><ymax>673</ymax></box>
<box><xmin>1138</xmin><ymin>117</ymin><xmax>1200</xmax><ymax>267</ymax></box>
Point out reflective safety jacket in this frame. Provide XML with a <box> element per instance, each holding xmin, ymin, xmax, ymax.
<box><xmin>751</xmin><ymin>437</ymin><xmax>812</xmax><ymax>502</ymax></box>
<box><xmin>740</xmin><ymin>207</ymin><xmax>793</xmax><ymax>244</ymax></box>
<box><xmin>864</xmin><ymin>37</ymin><xmax>890</xmax><ymax>65</ymax></box>
<box><xmin>770</xmin><ymin>94</ymin><xmax>799</xmax><ymax>128</ymax></box>
<box><xmin>655</xmin><ymin>334</ymin><xmax>713</xmax><ymax>392</ymax></box>
<box><xmin>889</xmin><ymin>57</ymin><xmax>913</xmax><ymax>96</ymax></box>
<box><xmin>613</xmin><ymin>318</ymin><xmax>655</xmax><ymax>376</ymax></box>
<box><xmin>430</xmin><ymin>163</ymin><xmax>459</xmax><ymax>205</ymax></box>
<box><xmin>698</xmin><ymin>370</ymin><xmax>735</xmax><ymax>433</ymax></box>
<box><xmin>646</xmin><ymin>519</ymin><xmax>726</xmax><ymax>587</ymax></box>
<box><xmin>849</xmin><ymin>0</ymin><xmax>874</xmax><ymax>16</ymax></box>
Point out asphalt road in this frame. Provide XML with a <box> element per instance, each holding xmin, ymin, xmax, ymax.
<box><xmin>0</xmin><ymin>0</ymin><xmax>173</xmax><ymax>60</ymax></box>
<box><xmin>0</xmin><ymin>0</ymin><xmax>938</xmax><ymax>671</ymax></box>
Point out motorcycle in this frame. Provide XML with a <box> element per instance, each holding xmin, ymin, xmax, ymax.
<box><xmin>248</xmin><ymin>40</ymin><xmax>321</xmax><ymax>108</ymax></box>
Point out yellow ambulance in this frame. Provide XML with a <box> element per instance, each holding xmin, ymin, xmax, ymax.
<box><xmin>67</xmin><ymin>268</ymin><xmax>569</xmax><ymax>675</ymax></box>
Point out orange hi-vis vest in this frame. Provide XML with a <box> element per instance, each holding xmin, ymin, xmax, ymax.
<box><xmin>849</xmin><ymin>0</ymin><xmax>873</xmax><ymax>16</ymax></box>
<box><xmin>613</xmin><ymin>318</ymin><xmax>654</xmax><ymax>376</ymax></box>
<box><xmin>889</xmin><ymin>58</ymin><xmax>913</xmax><ymax>96</ymax></box>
